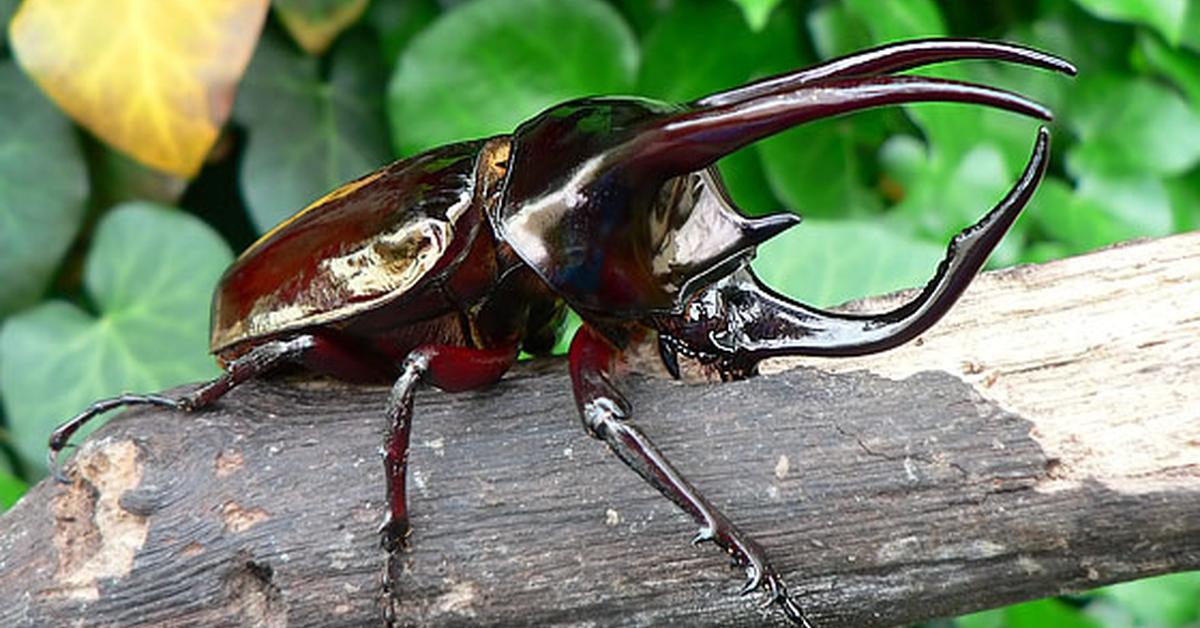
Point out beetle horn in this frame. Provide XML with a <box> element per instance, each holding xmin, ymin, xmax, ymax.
<box><xmin>697</xmin><ymin>38</ymin><xmax>1076</xmax><ymax>107</ymax></box>
<box><xmin>709</xmin><ymin>126</ymin><xmax>1050</xmax><ymax>363</ymax></box>
<box><xmin>630</xmin><ymin>75</ymin><xmax>1054</xmax><ymax>177</ymax></box>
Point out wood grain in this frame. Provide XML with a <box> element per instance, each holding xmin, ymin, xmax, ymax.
<box><xmin>1</xmin><ymin>233</ymin><xmax>1197</xmax><ymax>628</ymax></box>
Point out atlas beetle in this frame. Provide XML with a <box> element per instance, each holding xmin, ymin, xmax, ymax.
<box><xmin>50</xmin><ymin>39</ymin><xmax>1074</xmax><ymax>626</ymax></box>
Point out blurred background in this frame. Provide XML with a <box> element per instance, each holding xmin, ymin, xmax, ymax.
<box><xmin>0</xmin><ymin>0</ymin><xmax>1197</xmax><ymax>625</ymax></box>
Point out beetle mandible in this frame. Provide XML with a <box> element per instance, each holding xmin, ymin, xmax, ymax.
<box><xmin>50</xmin><ymin>39</ymin><xmax>1075</xmax><ymax>626</ymax></box>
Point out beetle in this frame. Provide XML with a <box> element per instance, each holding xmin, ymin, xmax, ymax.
<box><xmin>50</xmin><ymin>39</ymin><xmax>1074</xmax><ymax>626</ymax></box>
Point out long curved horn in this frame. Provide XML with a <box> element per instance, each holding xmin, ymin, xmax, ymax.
<box><xmin>631</xmin><ymin>75</ymin><xmax>1053</xmax><ymax>177</ymax></box>
<box><xmin>698</xmin><ymin>38</ymin><xmax>1076</xmax><ymax>107</ymax></box>
<box><xmin>711</xmin><ymin>126</ymin><xmax>1050</xmax><ymax>361</ymax></box>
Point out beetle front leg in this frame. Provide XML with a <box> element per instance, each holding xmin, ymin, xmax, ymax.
<box><xmin>378</xmin><ymin>343</ymin><xmax>516</xmax><ymax>625</ymax></box>
<box><xmin>48</xmin><ymin>334</ymin><xmax>318</xmax><ymax>480</ymax></box>
<box><xmin>568</xmin><ymin>325</ymin><xmax>812</xmax><ymax>627</ymax></box>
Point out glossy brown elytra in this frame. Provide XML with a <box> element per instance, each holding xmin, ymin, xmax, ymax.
<box><xmin>50</xmin><ymin>39</ymin><xmax>1074</xmax><ymax>626</ymax></box>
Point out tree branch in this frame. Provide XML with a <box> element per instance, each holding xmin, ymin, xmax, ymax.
<box><xmin>1</xmin><ymin>233</ymin><xmax>1198</xmax><ymax>627</ymax></box>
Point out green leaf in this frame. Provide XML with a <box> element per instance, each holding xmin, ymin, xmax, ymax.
<box><xmin>1093</xmin><ymin>572</ymin><xmax>1200</xmax><ymax>625</ymax></box>
<box><xmin>1067</xmin><ymin>74</ymin><xmax>1200</xmax><ymax>178</ymax></box>
<box><xmin>1072</xmin><ymin>0</ymin><xmax>1188</xmax><ymax>45</ymax></box>
<box><xmin>1</xmin><ymin>0</ymin><xmax>16</xmax><ymax>46</ymax></box>
<box><xmin>751</xmin><ymin>219</ymin><xmax>946</xmax><ymax>308</ymax></box>
<box><xmin>387</xmin><ymin>0</ymin><xmax>637</xmax><ymax>156</ymax></box>
<box><xmin>1134</xmin><ymin>31</ymin><xmax>1200</xmax><ymax>108</ymax></box>
<box><xmin>0</xmin><ymin>62</ymin><xmax>89</xmax><ymax>315</ymax></box>
<box><xmin>726</xmin><ymin>0</ymin><xmax>780</xmax><ymax>31</ymax></box>
<box><xmin>237</xmin><ymin>30</ymin><xmax>391</xmax><ymax>233</ymax></box>
<box><xmin>881</xmin><ymin>136</ymin><xmax>1027</xmax><ymax>266</ymax></box>
<box><xmin>1006</xmin><ymin>598</ymin><xmax>1102</xmax><ymax>628</ymax></box>
<box><xmin>844</xmin><ymin>0</ymin><xmax>946</xmax><ymax>42</ymax></box>
<box><xmin>636</xmin><ymin>0</ymin><xmax>759</xmax><ymax>102</ymax></box>
<box><xmin>1060</xmin><ymin>172</ymin><xmax>1171</xmax><ymax>244</ymax></box>
<box><xmin>806</xmin><ymin>2</ymin><xmax>873</xmax><ymax>60</ymax></box>
<box><xmin>1167</xmin><ymin>170</ymin><xmax>1200</xmax><ymax>231</ymax></box>
<box><xmin>717</xmin><ymin>145</ymin><xmax>783</xmax><ymax>217</ymax></box>
<box><xmin>366</xmin><ymin>0</ymin><xmax>438</xmax><ymax>65</ymax></box>
<box><xmin>1028</xmin><ymin>177</ymin><xmax>1165</xmax><ymax>255</ymax></box>
<box><xmin>0</xmin><ymin>471</ymin><xmax>27</xmax><ymax>512</ymax></box>
<box><xmin>0</xmin><ymin>203</ymin><xmax>232</xmax><ymax>473</ymax></box>
<box><xmin>758</xmin><ymin>117</ymin><xmax>886</xmax><ymax>219</ymax></box>
<box><xmin>1185</xmin><ymin>2</ymin><xmax>1200</xmax><ymax>51</ymax></box>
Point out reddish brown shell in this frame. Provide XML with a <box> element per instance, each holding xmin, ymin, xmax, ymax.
<box><xmin>210</xmin><ymin>140</ymin><xmax>493</xmax><ymax>353</ymax></box>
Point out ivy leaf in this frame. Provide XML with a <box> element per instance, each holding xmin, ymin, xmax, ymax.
<box><xmin>1134</xmin><ymin>31</ymin><xmax>1200</xmax><ymax>108</ymax></box>
<box><xmin>273</xmin><ymin>0</ymin><xmax>368</xmax><ymax>55</ymax></box>
<box><xmin>387</xmin><ymin>0</ymin><xmax>637</xmax><ymax>156</ymax></box>
<box><xmin>758</xmin><ymin>117</ymin><xmax>886</xmax><ymax>219</ymax></box>
<box><xmin>0</xmin><ymin>472</ymin><xmax>27</xmax><ymax>512</ymax></box>
<box><xmin>1093</xmin><ymin>572</ymin><xmax>1200</xmax><ymax>626</ymax></box>
<box><xmin>636</xmin><ymin>0</ymin><xmax>760</xmax><ymax>102</ymax></box>
<box><xmin>1027</xmin><ymin>177</ymin><xmax>1167</xmax><ymax>255</ymax></box>
<box><xmin>806</xmin><ymin>2</ymin><xmax>873</xmax><ymax>60</ymax></box>
<box><xmin>366</xmin><ymin>0</ymin><xmax>439</xmax><ymax>65</ymax></box>
<box><xmin>1185</xmin><ymin>2</ymin><xmax>1200</xmax><ymax>51</ymax></box>
<box><xmin>1167</xmin><ymin>170</ymin><xmax>1200</xmax><ymax>232</ymax></box>
<box><xmin>880</xmin><ymin>136</ymin><xmax>1027</xmax><ymax>267</ymax></box>
<box><xmin>635</xmin><ymin>0</ymin><xmax>796</xmax><ymax>217</ymax></box>
<box><xmin>725</xmin><ymin>0</ymin><xmax>781</xmax><ymax>31</ymax></box>
<box><xmin>237</xmin><ymin>30</ymin><xmax>391</xmax><ymax>233</ymax></box>
<box><xmin>0</xmin><ymin>62</ymin><xmax>88</xmax><ymax>315</ymax></box>
<box><xmin>1072</xmin><ymin>0</ymin><xmax>1188</xmax><ymax>46</ymax></box>
<box><xmin>0</xmin><ymin>0</ymin><xmax>15</xmax><ymax>46</ymax></box>
<box><xmin>1067</xmin><ymin>74</ymin><xmax>1200</xmax><ymax>178</ymax></box>
<box><xmin>844</xmin><ymin>0</ymin><xmax>946</xmax><ymax>43</ymax></box>
<box><xmin>0</xmin><ymin>204</ymin><xmax>232</xmax><ymax>472</ymax></box>
<box><xmin>751</xmin><ymin>219</ymin><xmax>946</xmax><ymax>308</ymax></box>
<box><xmin>9</xmin><ymin>0</ymin><xmax>269</xmax><ymax>177</ymax></box>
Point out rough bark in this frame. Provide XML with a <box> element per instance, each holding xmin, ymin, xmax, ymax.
<box><xmin>1</xmin><ymin>232</ymin><xmax>1198</xmax><ymax>627</ymax></box>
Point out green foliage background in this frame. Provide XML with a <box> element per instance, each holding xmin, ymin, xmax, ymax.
<box><xmin>1</xmin><ymin>0</ymin><xmax>1198</xmax><ymax>625</ymax></box>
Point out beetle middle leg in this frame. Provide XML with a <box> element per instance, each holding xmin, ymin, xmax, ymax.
<box><xmin>568</xmin><ymin>324</ymin><xmax>812</xmax><ymax>627</ymax></box>
<box><xmin>379</xmin><ymin>343</ymin><xmax>516</xmax><ymax>624</ymax></box>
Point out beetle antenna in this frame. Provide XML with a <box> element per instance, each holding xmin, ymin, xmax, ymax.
<box><xmin>698</xmin><ymin>38</ymin><xmax>1075</xmax><ymax>107</ymax></box>
<box><xmin>632</xmin><ymin>75</ymin><xmax>1051</xmax><ymax>177</ymax></box>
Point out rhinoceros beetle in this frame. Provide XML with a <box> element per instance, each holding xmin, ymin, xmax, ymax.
<box><xmin>50</xmin><ymin>39</ymin><xmax>1074</xmax><ymax>626</ymax></box>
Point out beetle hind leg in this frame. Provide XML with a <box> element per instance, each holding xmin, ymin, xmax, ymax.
<box><xmin>569</xmin><ymin>325</ymin><xmax>813</xmax><ymax>627</ymax></box>
<box><xmin>48</xmin><ymin>334</ymin><xmax>318</xmax><ymax>481</ymax></box>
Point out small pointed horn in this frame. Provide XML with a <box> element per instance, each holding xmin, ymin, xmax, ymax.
<box><xmin>631</xmin><ymin>75</ymin><xmax>1052</xmax><ymax>177</ymax></box>
<box><xmin>698</xmin><ymin>38</ymin><xmax>1076</xmax><ymax>107</ymax></box>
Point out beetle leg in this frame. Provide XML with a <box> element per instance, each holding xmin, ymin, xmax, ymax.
<box><xmin>47</xmin><ymin>334</ymin><xmax>317</xmax><ymax>481</ymax></box>
<box><xmin>698</xmin><ymin>38</ymin><xmax>1075</xmax><ymax>107</ymax></box>
<box><xmin>568</xmin><ymin>324</ymin><xmax>812</xmax><ymax>627</ymax></box>
<box><xmin>379</xmin><ymin>343</ymin><xmax>516</xmax><ymax>625</ymax></box>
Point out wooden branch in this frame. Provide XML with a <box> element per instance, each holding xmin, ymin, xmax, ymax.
<box><xmin>2</xmin><ymin>232</ymin><xmax>1198</xmax><ymax>627</ymax></box>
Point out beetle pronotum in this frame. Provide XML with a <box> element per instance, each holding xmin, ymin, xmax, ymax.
<box><xmin>51</xmin><ymin>39</ymin><xmax>1074</xmax><ymax>626</ymax></box>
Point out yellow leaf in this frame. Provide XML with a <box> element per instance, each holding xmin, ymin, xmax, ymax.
<box><xmin>9</xmin><ymin>0</ymin><xmax>269</xmax><ymax>177</ymax></box>
<box><xmin>274</xmin><ymin>0</ymin><xmax>368</xmax><ymax>55</ymax></box>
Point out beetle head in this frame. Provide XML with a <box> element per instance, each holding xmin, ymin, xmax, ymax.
<box><xmin>492</xmin><ymin>39</ymin><xmax>1073</xmax><ymax>348</ymax></box>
